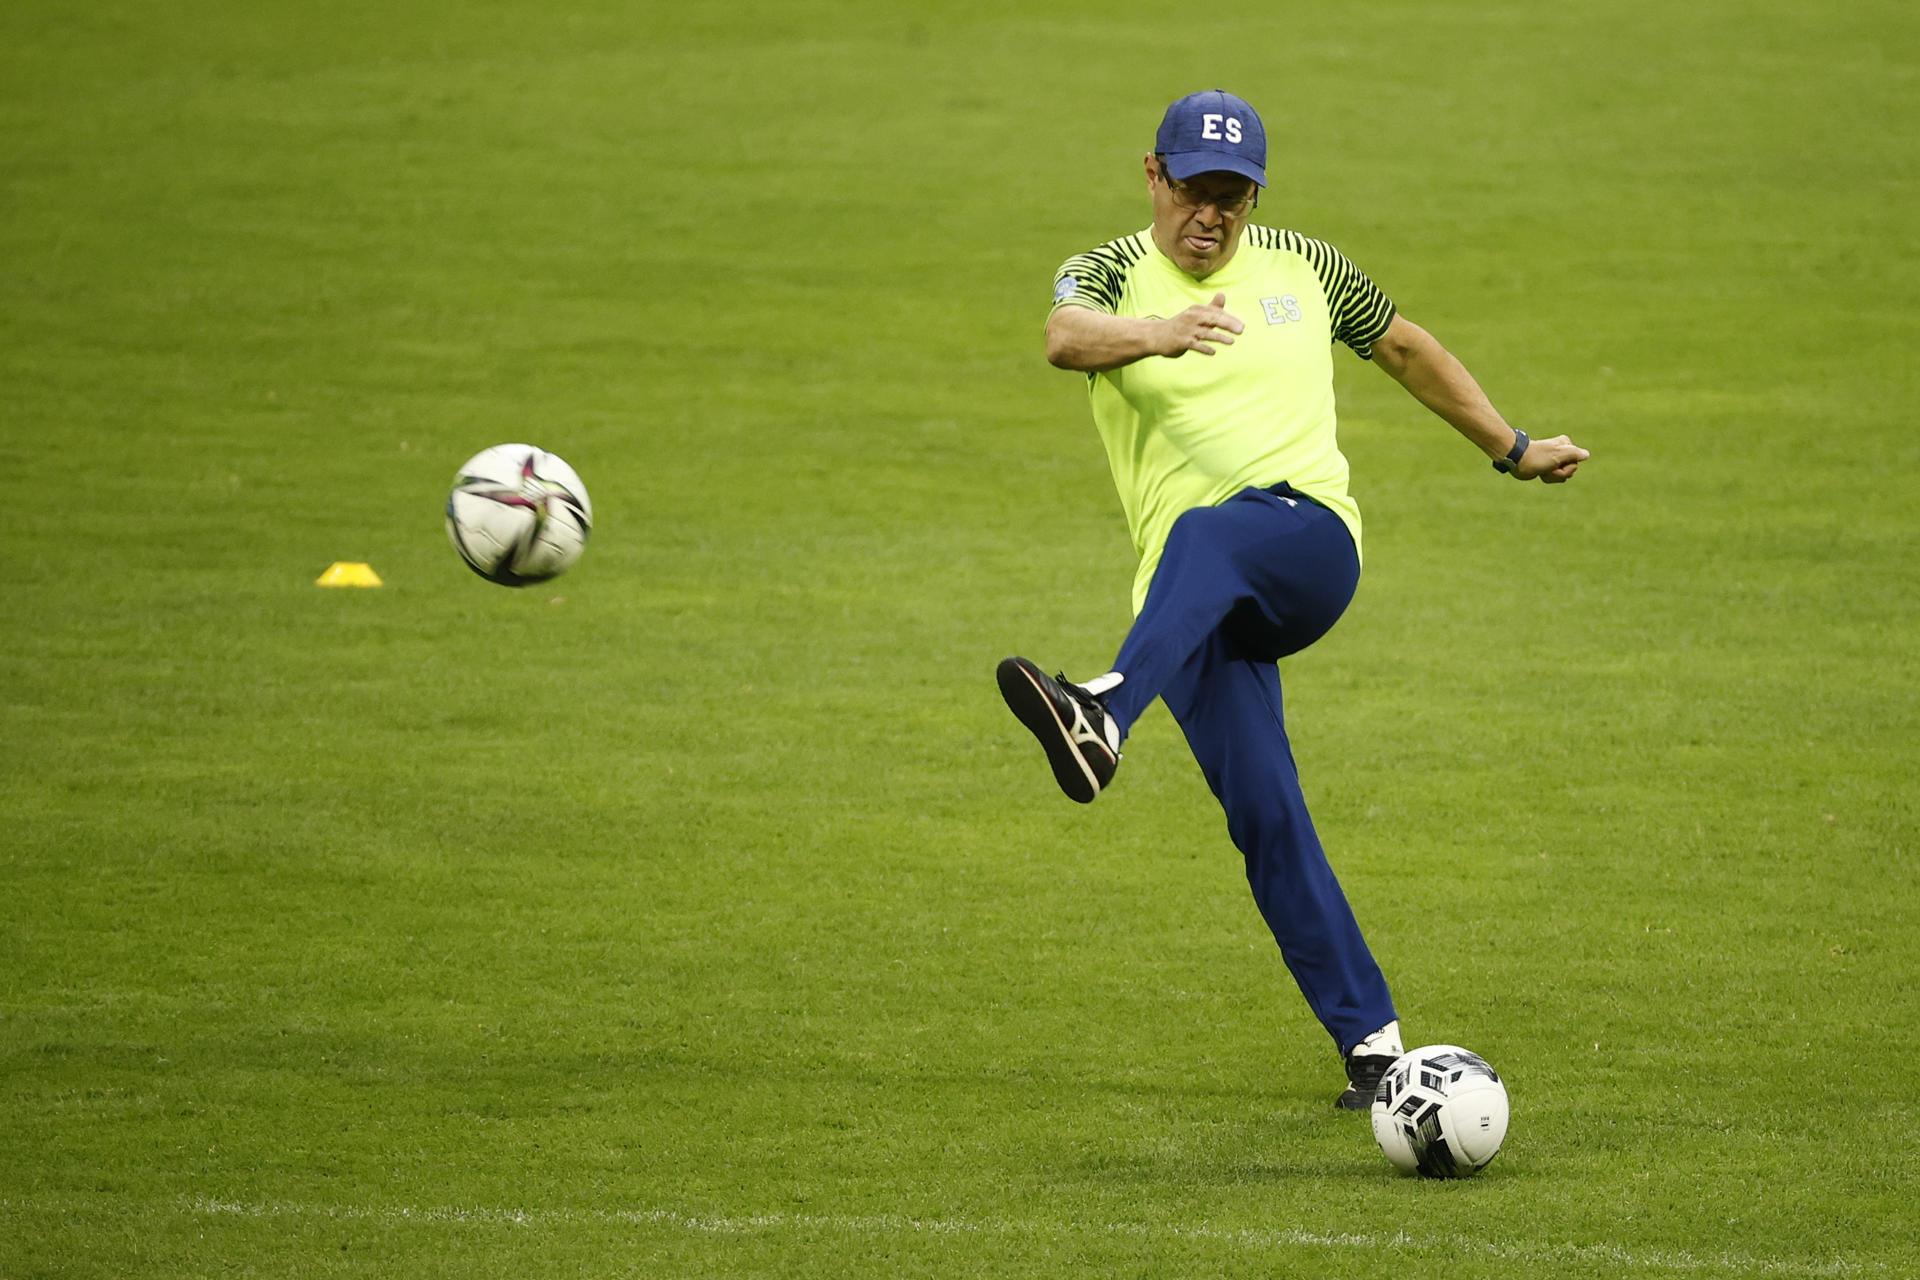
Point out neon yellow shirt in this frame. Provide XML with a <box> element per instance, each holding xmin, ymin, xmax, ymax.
<box><xmin>1051</xmin><ymin>226</ymin><xmax>1395</xmax><ymax>612</ymax></box>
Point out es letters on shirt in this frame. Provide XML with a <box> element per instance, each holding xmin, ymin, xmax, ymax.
<box><xmin>1262</xmin><ymin>295</ymin><xmax>1303</xmax><ymax>325</ymax></box>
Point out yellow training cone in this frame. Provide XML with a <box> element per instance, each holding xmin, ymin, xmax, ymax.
<box><xmin>316</xmin><ymin>562</ymin><xmax>383</xmax><ymax>587</ymax></box>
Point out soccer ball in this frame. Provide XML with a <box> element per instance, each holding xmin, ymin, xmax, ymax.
<box><xmin>1370</xmin><ymin>1045</ymin><xmax>1510</xmax><ymax>1178</ymax></box>
<box><xmin>445</xmin><ymin>444</ymin><xmax>593</xmax><ymax>586</ymax></box>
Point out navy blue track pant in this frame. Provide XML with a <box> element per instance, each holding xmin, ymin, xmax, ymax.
<box><xmin>1102</xmin><ymin>483</ymin><xmax>1396</xmax><ymax>1057</ymax></box>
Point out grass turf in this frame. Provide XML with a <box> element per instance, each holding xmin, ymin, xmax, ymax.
<box><xmin>2</xmin><ymin>0</ymin><xmax>1916</xmax><ymax>1275</ymax></box>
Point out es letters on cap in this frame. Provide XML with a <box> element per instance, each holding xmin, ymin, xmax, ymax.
<box><xmin>1201</xmin><ymin>113</ymin><xmax>1244</xmax><ymax>143</ymax></box>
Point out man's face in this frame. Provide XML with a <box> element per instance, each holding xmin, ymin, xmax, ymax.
<box><xmin>1146</xmin><ymin>154</ymin><xmax>1259</xmax><ymax>278</ymax></box>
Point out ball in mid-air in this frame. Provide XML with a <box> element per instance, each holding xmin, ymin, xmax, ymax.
<box><xmin>1370</xmin><ymin>1045</ymin><xmax>1509</xmax><ymax>1178</ymax></box>
<box><xmin>445</xmin><ymin>444</ymin><xmax>593</xmax><ymax>586</ymax></box>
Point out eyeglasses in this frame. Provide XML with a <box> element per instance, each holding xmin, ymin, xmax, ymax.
<box><xmin>1160</xmin><ymin>171</ymin><xmax>1258</xmax><ymax>217</ymax></box>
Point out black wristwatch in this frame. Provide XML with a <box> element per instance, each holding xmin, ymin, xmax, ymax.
<box><xmin>1492</xmin><ymin>428</ymin><xmax>1530</xmax><ymax>477</ymax></box>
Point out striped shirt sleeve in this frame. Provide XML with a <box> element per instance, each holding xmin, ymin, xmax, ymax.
<box><xmin>1050</xmin><ymin>233</ymin><xmax>1148</xmax><ymax>316</ymax></box>
<box><xmin>1275</xmin><ymin>229</ymin><xmax>1397</xmax><ymax>359</ymax></box>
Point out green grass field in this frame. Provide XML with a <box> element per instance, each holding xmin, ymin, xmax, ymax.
<box><xmin>3</xmin><ymin>0</ymin><xmax>1916</xmax><ymax>1275</ymax></box>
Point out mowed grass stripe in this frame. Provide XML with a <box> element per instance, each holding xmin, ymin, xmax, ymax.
<box><xmin>161</xmin><ymin>1198</ymin><xmax>1877</xmax><ymax>1277</ymax></box>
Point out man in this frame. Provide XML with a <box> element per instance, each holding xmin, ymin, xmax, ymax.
<box><xmin>997</xmin><ymin>89</ymin><xmax>1589</xmax><ymax>1109</ymax></box>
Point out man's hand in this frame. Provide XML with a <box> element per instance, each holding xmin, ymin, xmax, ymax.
<box><xmin>1518</xmin><ymin>434</ymin><xmax>1590</xmax><ymax>483</ymax></box>
<box><xmin>1158</xmin><ymin>292</ymin><xmax>1244</xmax><ymax>358</ymax></box>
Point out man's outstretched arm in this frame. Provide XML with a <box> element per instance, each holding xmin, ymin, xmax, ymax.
<box><xmin>1046</xmin><ymin>294</ymin><xmax>1246</xmax><ymax>372</ymax></box>
<box><xmin>1370</xmin><ymin>314</ymin><xmax>1589</xmax><ymax>483</ymax></box>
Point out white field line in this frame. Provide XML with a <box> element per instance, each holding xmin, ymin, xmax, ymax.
<box><xmin>176</xmin><ymin>1198</ymin><xmax>1882</xmax><ymax>1277</ymax></box>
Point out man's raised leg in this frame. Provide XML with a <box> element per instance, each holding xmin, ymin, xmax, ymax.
<box><xmin>1105</xmin><ymin>487</ymin><xmax>1354</xmax><ymax>735</ymax></box>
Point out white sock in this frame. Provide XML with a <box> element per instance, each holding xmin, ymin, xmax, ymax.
<box><xmin>1355</xmin><ymin>1020</ymin><xmax>1402</xmax><ymax>1057</ymax></box>
<box><xmin>1079</xmin><ymin>671</ymin><xmax>1124</xmax><ymax>698</ymax></box>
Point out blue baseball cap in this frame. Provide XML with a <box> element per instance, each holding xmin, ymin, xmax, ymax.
<box><xmin>1154</xmin><ymin>89</ymin><xmax>1267</xmax><ymax>187</ymax></box>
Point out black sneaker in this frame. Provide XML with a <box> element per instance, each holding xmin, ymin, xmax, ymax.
<box><xmin>996</xmin><ymin>657</ymin><xmax>1122</xmax><ymax>804</ymax></box>
<box><xmin>1336</xmin><ymin>1050</ymin><xmax>1398</xmax><ymax>1111</ymax></box>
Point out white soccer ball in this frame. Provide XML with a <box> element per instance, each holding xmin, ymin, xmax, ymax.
<box><xmin>445</xmin><ymin>444</ymin><xmax>593</xmax><ymax>586</ymax></box>
<box><xmin>1370</xmin><ymin>1044</ymin><xmax>1510</xmax><ymax>1178</ymax></box>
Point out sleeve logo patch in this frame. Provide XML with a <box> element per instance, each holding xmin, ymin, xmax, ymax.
<box><xmin>1054</xmin><ymin>276</ymin><xmax>1079</xmax><ymax>304</ymax></box>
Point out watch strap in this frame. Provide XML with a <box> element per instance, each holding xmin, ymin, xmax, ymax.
<box><xmin>1493</xmin><ymin>428</ymin><xmax>1530</xmax><ymax>476</ymax></box>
